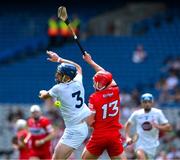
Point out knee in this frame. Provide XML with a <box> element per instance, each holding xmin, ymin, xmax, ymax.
<box><xmin>136</xmin><ymin>150</ymin><xmax>146</xmax><ymax>160</ymax></box>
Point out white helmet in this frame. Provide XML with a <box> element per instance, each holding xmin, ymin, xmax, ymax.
<box><xmin>15</xmin><ymin>119</ymin><xmax>27</xmax><ymax>130</ymax></box>
<box><xmin>141</xmin><ymin>93</ymin><xmax>154</xmax><ymax>102</ymax></box>
<box><xmin>30</xmin><ymin>104</ymin><xmax>41</xmax><ymax>113</ymax></box>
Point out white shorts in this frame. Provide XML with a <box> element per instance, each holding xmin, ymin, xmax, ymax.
<box><xmin>135</xmin><ymin>145</ymin><xmax>157</xmax><ymax>159</ymax></box>
<box><xmin>59</xmin><ymin>122</ymin><xmax>88</xmax><ymax>149</ymax></box>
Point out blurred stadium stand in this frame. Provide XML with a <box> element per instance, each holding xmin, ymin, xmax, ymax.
<box><xmin>0</xmin><ymin>18</ymin><xmax>179</xmax><ymax>102</ymax></box>
<box><xmin>0</xmin><ymin>0</ymin><xmax>179</xmax><ymax>159</ymax></box>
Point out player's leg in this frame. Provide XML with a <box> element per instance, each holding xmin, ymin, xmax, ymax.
<box><xmin>29</xmin><ymin>149</ymin><xmax>40</xmax><ymax>160</ymax></box>
<box><xmin>52</xmin><ymin>142</ymin><xmax>74</xmax><ymax>159</ymax></box>
<box><xmin>136</xmin><ymin>149</ymin><xmax>147</xmax><ymax>160</ymax></box>
<box><xmin>29</xmin><ymin>157</ymin><xmax>40</xmax><ymax>160</ymax></box>
<box><xmin>107</xmin><ymin>132</ymin><xmax>126</xmax><ymax>160</ymax></box>
<box><xmin>40</xmin><ymin>150</ymin><xmax>52</xmax><ymax>160</ymax></box>
<box><xmin>137</xmin><ymin>147</ymin><xmax>157</xmax><ymax>160</ymax></box>
<box><xmin>82</xmin><ymin>133</ymin><xmax>108</xmax><ymax>160</ymax></box>
<box><xmin>54</xmin><ymin>122</ymin><xmax>89</xmax><ymax>159</ymax></box>
<box><xmin>110</xmin><ymin>151</ymin><xmax>127</xmax><ymax>160</ymax></box>
<box><xmin>81</xmin><ymin>147</ymin><xmax>99</xmax><ymax>160</ymax></box>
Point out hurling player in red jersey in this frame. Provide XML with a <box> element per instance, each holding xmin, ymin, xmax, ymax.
<box><xmin>27</xmin><ymin>105</ymin><xmax>55</xmax><ymax>160</ymax></box>
<box><xmin>12</xmin><ymin>119</ymin><xmax>30</xmax><ymax>160</ymax></box>
<box><xmin>81</xmin><ymin>53</ymin><xmax>127</xmax><ymax>160</ymax></box>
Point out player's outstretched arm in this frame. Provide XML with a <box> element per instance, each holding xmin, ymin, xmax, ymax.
<box><xmin>124</xmin><ymin>121</ymin><xmax>133</xmax><ymax>145</ymax></box>
<box><xmin>46</xmin><ymin>51</ymin><xmax>82</xmax><ymax>74</ymax></box>
<box><xmin>83</xmin><ymin>53</ymin><xmax>105</xmax><ymax>73</ymax></box>
<box><xmin>39</xmin><ymin>90</ymin><xmax>51</xmax><ymax>100</ymax></box>
<box><xmin>83</xmin><ymin>53</ymin><xmax>117</xmax><ymax>86</ymax></box>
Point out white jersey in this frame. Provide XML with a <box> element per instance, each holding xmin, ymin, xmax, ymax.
<box><xmin>128</xmin><ymin>108</ymin><xmax>168</xmax><ymax>148</ymax></box>
<box><xmin>48</xmin><ymin>73</ymin><xmax>91</xmax><ymax>128</ymax></box>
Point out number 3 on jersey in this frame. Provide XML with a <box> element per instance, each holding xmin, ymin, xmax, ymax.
<box><xmin>102</xmin><ymin>100</ymin><xmax>119</xmax><ymax>119</ymax></box>
<box><xmin>72</xmin><ymin>91</ymin><xmax>83</xmax><ymax>108</ymax></box>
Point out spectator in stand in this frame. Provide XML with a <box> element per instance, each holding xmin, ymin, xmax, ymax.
<box><xmin>47</xmin><ymin>16</ymin><xmax>59</xmax><ymax>47</ymax></box>
<box><xmin>173</xmin><ymin>87</ymin><xmax>180</xmax><ymax>103</ymax></box>
<box><xmin>130</xmin><ymin>88</ymin><xmax>141</xmax><ymax>107</ymax></box>
<box><xmin>58</xmin><ymin>14</ymin><xmax>81</xmax><ymax>46</ymax></box>
<box><xmin>167</xmin><ymin>146</ymin><xmax>180</xmax><ymax>159</ymax></box>
<box><xmin>171</xmin><ymin>57</ymin><xmax>180</xmax><ymax>76</ymax></box>
<box><xmin>132</xmin><ymin>44</ymin><xmax>147</xmax><ymax>63</ymax></box>
<box><xmin>71</xmin><ymin>14</ymin><xmax>81</xmax><ymax>37</ymax></box>
<box><xmin>161</xmin><ymin>56</ymin><xmax>180</xmax><ymax>77</ymax></box>
<box><xmin>155</xmin><ymin>77</ymin><xmax>170</xmax><ymax>104</ymax></box>
<box><xmin>156</xmin><ymin>151</ymin><xmax>168</xmax><ymax>160</ymax></box>
<box><xmin>166</xmin><ymin>70</ymin><xmax>179</xmax><ymax>91</ymax></box>
<box><xmin>58</xmin><ymin>19</ymin><xmax>71</xmax><ymax>45</ymax></box>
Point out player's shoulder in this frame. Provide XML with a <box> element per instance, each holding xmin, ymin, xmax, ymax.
<box><xmin>109</xmin><ymin>85</ymin><xmax>119</xmax><ymax>91</ymax></box>
<box><xmin>90</xmin><ymin>92</ymin><xmax>98</xmax><ymax>98</ymax></box>
<box><xmin>89</xmin><ymin>92</ymin><xmax>100</xmax><ymax>104</ymax></box>
<box><xmin>51</xmin><ymin>83</ymin><xmax>61</xmax><ymax>90</ymax></box>
<box><xmin>134</xmin><ymin>108</ymin><xmax>144</xmax><ymax>114</ymax></box>
<box><xmin>73</xmin><ymin>73</ymin><xmax>83</xmax><ymax>83</ymax></box>
<box><xmin>40</xmin><ymin>116</ymin><xmax>50</xmax><ymax>121</ymax></box>
<box><xmin>17</xmin><ymin>129</ymin><xmax>28</xmax><ymax>137</ymax></box>
<box><xmin>27</xmin><ymin>117</ymin><xmax>34</xmax><ymax>123</ymax></box>
<box><xmin>151</xmin><ymin>107</ymin><xmax>163</xmax><ymax>113</ymax></box>
<box><xmin>40</xmin><ymin>117</ymin><xmax>52</xmax><ymax>126</ymax></box>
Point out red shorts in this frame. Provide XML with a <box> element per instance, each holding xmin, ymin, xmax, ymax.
<box><xmin>86</xmin><ymin>131</ymin><xmax>123</xmax><ymax>157</ymax></box>
<box><xmin>29</xmin><ymin>149</ymin><xmax>51</xmax><ymax>159</ymax></box>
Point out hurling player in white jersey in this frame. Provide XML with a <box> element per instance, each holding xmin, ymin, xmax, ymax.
<box><xmin>124</xmin><ymin>93</ymin><xmax>172</xmax><ymax>160</ymax></box>
<box><xmin>39</xmin><ymin>51</ymin><xmax>92</xmax><ymax>160</ymax></box>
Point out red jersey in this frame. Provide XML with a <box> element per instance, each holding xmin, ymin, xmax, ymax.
<box><xmin>17</xmin><ymin>129</ymin><xmax>30</xmax><ymax>160</ymax></box>
<box><xmin>89</xmin><ymin>85</ymin><xmax>123</xmax><ymax>135</ymax></box>
<box><xmin>27</xmin><ymin>116</ymin><xmax>53</xmax><ymax>152</ymax></box>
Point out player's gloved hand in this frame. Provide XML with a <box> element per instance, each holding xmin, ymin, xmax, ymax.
<box><xmin>47</xmin><ymin>51</ymin><xmax>62</xmax><ymax>63</ymax></box>
<box><xmin>39</xmin><ymin>90</ymin><xmax>48</xmax><ymax>99</ymax></box>
<box><xmin>83</xmin><ymin>52</ymin><xmax>92</xmax><ymax>63</ymax></box>
<box><xmin>35</xmin><ymin>139</ymin><xmax>45</xmax><ymax>147</ymax></box>
<box><xmin>126</xmin><ymin>137</ymin><xmax>133</xmax><ymax>145</ymax></box>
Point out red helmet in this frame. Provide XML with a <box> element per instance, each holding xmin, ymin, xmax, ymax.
<box><xmin>93</xmin><ymin>70</ymin><xmax>113</xmax><ymax>91</ymax></box>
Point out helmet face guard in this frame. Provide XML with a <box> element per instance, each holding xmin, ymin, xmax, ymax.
<box><xmin>56</xmin><ymin>63</ymin><xmax>77</xmax><ymax>83</ymax></box>
<box><xmin>93</xmin><ymin>71</ymin><xmax>112</xmax><ymax>91</ymax></box>
<box><xmin>55</xmin><ymin>72</ymin><xmax>65</xmax><ymax>84</ymax></box>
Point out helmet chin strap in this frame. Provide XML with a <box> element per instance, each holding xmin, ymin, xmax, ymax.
<box><xmin>62</xmin><ymin>75</ymin><xmax>71</xmax><ymax>83</ymax></box>
<box><xmin>94</xmin><ymin>82</ymin><xmax>106</xmax><ymax>91</ymax></box>
<box><xmin>62</xmin><ymin>75</ymin><xmax>66</xmax><ymax>83</ymax></box>
<box><xmin>55</xmin><ymin>74</ymin><xmax>71</xmax><ymax>84</ymax></box>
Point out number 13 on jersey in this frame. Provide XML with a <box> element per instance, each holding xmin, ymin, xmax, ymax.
<box><xmin>102</xmin><ymin>100</ymin><xmax>119</xmax><ymax>119</ymax></box>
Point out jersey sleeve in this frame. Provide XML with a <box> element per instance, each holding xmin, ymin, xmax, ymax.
<box><xmin>158</xmin><ymin>110</ymin><xmax>168</xmax><ymax>124</ymax></box>
<box><xmin>73</xmin><ymin>73</ymin><xmax>82</xmax><ymax>84</ymax></box>
<box><xmin>48</xmin><ymin>84</ymin><xmax>59</xmax><ymax>98</ymax></box>
<box><xmin>42</xmin><ymin>118</ymin><xmax>54</xmax><ymax>133</ymax></box>
<box><xmin>127</xmin><ymin>111</ymin><xmax>137</xmax><ymax>125</ymax></box>
<box><xmin>88</xmin><ymin>95</ymin><xmax>96</xmax><ymax>113</ymax></box>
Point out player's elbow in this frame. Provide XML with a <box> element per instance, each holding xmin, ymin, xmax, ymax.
<box><xmin>85</xmin><ymin>113</ymin><xmax>95</xmax><ymax>126</ymax></box>
<box><xmin>166</xmin><ymin>124</ymin><xmax>172</xmax><ymax>132</ymax></box>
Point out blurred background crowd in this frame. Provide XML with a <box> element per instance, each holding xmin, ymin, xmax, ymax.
<box><xmin>0</xmin><ymin>0</ymin><xmax>179</xmax><ymax>159</ymax></box>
